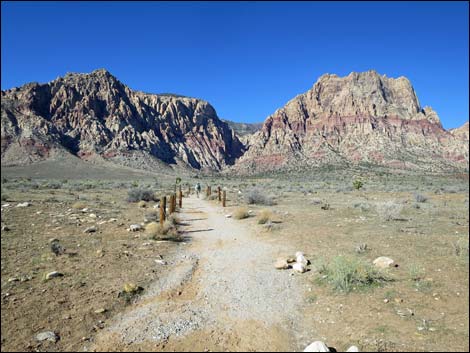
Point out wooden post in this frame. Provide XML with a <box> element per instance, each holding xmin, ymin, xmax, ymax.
<box><xmin>209</xmin><ymin>186</ymin><xmax>212</xmax><ymax>195</ymax></box>
<box><xmin>160</xmin><ymin>196</ymin><xmax>166</xmax><ymax>225</ymax></box>
<box><xmin>222</xmin><ymin>190</ymin><xmax>226</xmax><ymax>207</ymax></box>
<box><xmin>169</xmin><ymin>194</ymin><xmax>174</xmax><ymax>215</ymax></box>
<box><xmin>218</xmin><ymin>186</ymin><xmax>221</xmax><ymax>202</ymax></box>
<box><xmin>206</xmin><ymin>186</ymin><xmax>209</xmax><ymax>197</ymax></box>
<box><xmin>188</xmin><ymin>185</ymin><xmax>191</xmax><ymax>197</ymax></box>
<box><xmin>178</xmin><ymin>190</ymin><xmax>182</xmax><ymax>208</ymax></box>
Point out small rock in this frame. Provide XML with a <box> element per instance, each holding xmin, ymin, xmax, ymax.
<box><xmin>16</xmin><ymin>202</ymin><xmax>31</xmax><ymax>207</ymax></box>
<box><xmin>274</xmin><ymin>258</ymin><xmax>290</xmax><ymax>270</ymax></box>
<box><xmin>293</xmin><ymin>262</ymin><xmax>307</xmax><ymax>273</ymax></box>
<box><xmin>94</xmin><ymin>308</ymin><xmax>106</xmax><ymax>314</ymax></box>
<box><xmin>384</xmin><ymin>299</ymin><xmax>389</xmax><ymax>303</ymax></box>
<box><xmin>296</xmin><ymin>253</ymin><xmax>309</xmax><ymax>266</ymax></box>
<box><xmin>155</xmin><ymin>260</ymin><xmax>167</xmax><ymax>265</ymax></box>
<box><xmin>346</xmin><ymin>346</ymin><xmax>360</xmax><ymax>352</ymax></box>
<box><xmin>89</xmin><ymin>213</ymin><xmax>97</xmax><ymax>218</ymax></box>
<box><xmin>36</xmin><ymin>331</ymin><xmax>59</xmax><ymax>343</ymax></box>
<box><xmin>108</xmin><ymin>218</ymin><xmax>118</xmax><ymax>223</ymax></box>
<box><xmin>2</xmin><ymin>225</ymin><xmax>10</xmax><ymax>231</ymax></box>
<box><xmin>129</xmin><ymin>224</ymin><xmax>142</xmax><ymax>232</ymax></box>
<box><xmin>45</xmin><ymin>271</ymin><xmax>64</xmax><ymax>280</ymax></box>
<box><xmin>81</xmin><ymin>208</ymin><xmax>89</xmax><ymax>213</ymax></box>
<box><xmin>373</xmin><ymin>256</ymin><xmax>395</xmax><ymax>269</ymax></box>
<box><xmin>225</xmin><ymin>214</ymin><xmax>232</xmax><ymax>218</ymax></box>
<box><xmin>303</xmin><ymin>341</ymin><xmax>330</xmax><ymax>352</ymax></box>
<box><xmin>8</xmin><ymin>277</ymin><xmax>19</xmax><ymax>283</ymax></box>
<box><xmin>286</xmin><ymin>257</ymin><xmax>296</xmax><ymax>263</ymax></box>
<box><xmin>83</xmin><ymin>226</ymin><xmax>97</xmax><ymax>233</ymax></box>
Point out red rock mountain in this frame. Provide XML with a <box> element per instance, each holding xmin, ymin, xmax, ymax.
<box><xmin>234</xmin><ymin>71</ymin><xmax>469</xmax><ymax>173</ymax></box>
<box><xmin>1</xmin><ymin>69</ymin><xmax>244</xmax><ymax>171</ymax></box>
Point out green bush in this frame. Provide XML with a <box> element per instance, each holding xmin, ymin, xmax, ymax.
<box><xmin>353</xmin><ymin>179</ymin><xmax>364</xmax><ymax>190</ymax></box>
<box><xmin>318</xmin><ymin>256</ymin><xmax>389</xmax><ymax>293</ymax></box>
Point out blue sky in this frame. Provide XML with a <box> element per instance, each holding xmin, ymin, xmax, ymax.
<box><xmin>1</xmin><ymin>1</ymin><xmax>468</xmax><ymax>129</ymax></box>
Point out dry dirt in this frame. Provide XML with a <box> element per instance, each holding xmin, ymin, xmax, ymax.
<box><xmin>1</xmin><ymin>170</ymin><xmax>469</xmax><ymax>352</ymax></box>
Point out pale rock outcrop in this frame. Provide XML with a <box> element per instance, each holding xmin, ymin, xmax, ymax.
<box><xmin>1</xmin><ymin>69</ymin><xmax>245</xmax><ymax>171</ymax></box>
<box><xmin>234</xmin><ymin>71</ymin><xmax>469</xmax><ymax>173</ymax></box>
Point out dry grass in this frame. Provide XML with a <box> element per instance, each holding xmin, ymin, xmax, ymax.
<box><xmin>257</xmin><ymin>209</ymin><xmax>272</xmax><ymax>224</ymax></box>
<box><xmin>145</xmin><ymin>221</ymin><xmax>178</xmax><ymax>239</ymax></box>
<box><xmin>233</xmin><ymin>207</ymin><xmax>250</xmax><ymax>220</ymax></box>
<box><xmin>72</xmin><ymin>201</ymin><xmax>86</xmax><ymax>209</ymax></box>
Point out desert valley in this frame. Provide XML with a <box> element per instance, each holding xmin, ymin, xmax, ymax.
<box><xmin>1</xmin><ymin>67</ymin><xmax>468</xmax><ymax>352</ymax></box>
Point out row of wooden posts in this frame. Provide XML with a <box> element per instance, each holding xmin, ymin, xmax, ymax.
<box><xmin>159</xmin><ymin>184</ymin><xmax>226</xmax><ymax>225</ymax></box>
<box><xmin>206</xmin><ymin>185</ymin><xmax>226</xmax><ymax>207</ymax></box>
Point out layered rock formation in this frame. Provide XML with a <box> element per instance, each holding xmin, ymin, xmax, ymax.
<box><xmin>235</xmin><ymin>71</ymin><xmax>469</xmax><ymax>173</ymax></box>
<box><xmin>1</xmin><ymin>69</ymin><xmax>244</xmax><ymax>171</ymax></box>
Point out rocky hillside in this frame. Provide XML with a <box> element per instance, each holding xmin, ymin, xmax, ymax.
<box><xmin>221</xmin><ymin>119</ymin><xmax>263</xmax><ymax>147</ymax></box>
<box><xmin>234</xmin><ymin>71</ymin><xmax>469</xmax><ymax>173</ymax></box>
<box><xmin>1</xmin><ymin>69</ymin><xmax>245</xmax><ymax>171</ymax></box>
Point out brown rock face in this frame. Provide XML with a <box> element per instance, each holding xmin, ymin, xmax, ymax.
<box><xmin>1</xmin><ymin>69</ymin><xmax>244</xmax><ymax>170</ymax></box>
<box><xmin>235</xmin><ymin>71</ymin><xmax>469</xmax><ymax>173</ymax></box>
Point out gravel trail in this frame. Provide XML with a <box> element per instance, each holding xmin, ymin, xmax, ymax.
<box><xmin>93</xmin><ymin>196</ymin><xmax>310</xmax><ymax>351</ymax></box>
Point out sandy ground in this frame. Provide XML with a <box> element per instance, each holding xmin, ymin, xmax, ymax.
<box><xmin>92</xmin><ymin>195</ymin><xmax>310</xmax><ymax>352</ymax></box>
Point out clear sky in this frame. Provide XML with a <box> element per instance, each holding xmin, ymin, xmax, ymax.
<box><xmin>1</xmin><ymin>1</ymin><xmax>468</xmax><ymax>129</ymax></box>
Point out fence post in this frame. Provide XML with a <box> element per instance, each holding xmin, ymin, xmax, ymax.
<box><xmin>188</xmin><ymin>185</ymin><xmax>191</xmax><ymax>197</ymax></box>
<box><xmin>179</xmin><ymin>190</ymin><xmax>182</xmax><ymax>208</ymax></box>
<box><xmin>222</xmin><ymin>190</ymin><xmax>226</xmax><ymax>207</ymax></box>
<box><xmin>160</xmin><ymin>196</ymin><xmax>166</xmax><ymax>225</ymax></box>
<box><xmin>218</xmin><ymin>186</ymin><xmax>221</xmax><ymax>202</ymax></box>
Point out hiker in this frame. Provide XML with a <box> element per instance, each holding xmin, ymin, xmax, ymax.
<box><xmin>195</xmin><ymin>182</ymin><xmax>201</xmax><ymax>198</ymax></box>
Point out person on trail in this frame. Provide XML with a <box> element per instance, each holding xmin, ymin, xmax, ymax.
<box><xmin>195</xmin><ymin>182</ymin><xmax>201</xmax><ymax>198</ymax></box>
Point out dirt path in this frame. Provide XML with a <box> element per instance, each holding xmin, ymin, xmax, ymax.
<box><xmin>92</xmin><ymin>196</ymin><xmax>311</xmax><ymax>351</ymax></box>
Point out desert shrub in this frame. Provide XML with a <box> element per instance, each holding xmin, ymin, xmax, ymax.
<box><xmin>451</xmin><ymin>239</ymin><xmax>469</xmax><ymax>258</ymax></box>
<box><xmin>319</xmin><ymin>256</ymin><xmax>389</xmax><ymax>293</ymax></box>
<box><xmin>45</xmin><ymin>181</ymin><xmax>63</xmax><ymax>189</ymax></box>
<box><xmin>72</xmin><ymin>201</ymin><xmax>87</xmax><ymax>209</ymax></box>
<box><xmin>257</xmin><ymin>209</ymin><xmax>272</xmax><ymax>224</ymax></box>
<box><xmin>375</xmin><ymin>201</ymin><xmax>403</xmax><ymax>221</ymax></box>
<box><xmin>353</xmin><ymin>179</ymin><xmax>364</xmax><ymax>190</ymax></box>
<box><xmin>321</xmin><ymin>202</ymin><xmax>330</xmax><ymax>210</ymax></box>
<box><xmin>413</xmin><ymin>193</ymin><xmax>428</xmax><ymax>203</ymax></box>
<box><xmin>353</xmin><ymin>202</ymin><xmax>371</xmax><ymax>212</ymax></box>
<box><xmin>355</xmin><ymin>243</ymin><xmax>369</xmax><ymax>254</ymax></box>
<box><xmin>127</xmin><ymin>188</ymin><xmax>155</xmax><ymax>202</ymax></box>
<box><xmin>244</xmin><ymin>188</ymin><xmax>274</xmax><ymax>205</ymax></box>
<box><xmin>145</xmin><ymin>221</ymin><xmax>178</xmax><ymax>240</ymax></box>
<box><xmin>144</xmin><ymin>211</ymin><xmax>158</xmax><ymax>223</ymax></box>
<box><xmin>167</xmin><ymin>213</ymin><xmax>180</xmax><ymax>225</ymax></box>
<box><xmin>408</xmin><ymin>263</ymin><xmax>425</xmax><ymax>281</ymax></box>
<box><xmin>233</xmin><ymin>207</ymin><xmax>250</xmax><ymax>220</ymax></box>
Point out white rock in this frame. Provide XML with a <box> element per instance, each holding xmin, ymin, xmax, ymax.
<box><xmin>296</xmin><ymin>254</ymin><xmax>309</xmax><ymax>266</ymax></box>
<box><xmin>303</xmin><ymin>341</ymin><xmax>330</xmax><ymax>352</ymax></box>
<box><xmin>155</xmin><ymin>260</ymin><xmax>167</xmax><ymax>265</ymax></box>
<box><xmin>347</xmin><ymin>346</ymin><xmax>360</xmax><ymax>352</ymax></box>
<box><xmin>36</xmin><ymin>331</ymin><xmax>59</xmax><ymax>342</ymax></box>
<box><xmin>89</xmin><ymin>213</ymin><xmax>97</xmax><ymax>218</ymax></box>
<box><xmin>129</xmin><ymin>224</ymin><xmax>142</xmax><ymax>232</ymax></box>
<box><xmin>83</xmin><ymin>226</ymin><xmax>97</xmax><ymax>233</ymax></box>
<box><xmin>16</xmin><ymin>202</ymin><xmax>31</xmax><ymax>207</ymax></box>
<box><xmin>295</xmin><ymin>251</ymin><xmax>304</xmax><ymax>258</ymax></box>
<box><xmin>81</xmin><ymin>208</ymin><xmax>89</xmax><ymax>212</ymax></box>
<box><xmin>225</xmin><ymin>214</ymin><xmax>232</xmax><ymax>218</ymax></box>
<box><xmin>293</xmin><ymin>262</ymin><xmax>307</xmax><ymax>273</ymax></box>
<box><xmin>45</xmin><ymin>271</ymin><xmax>63</xmax><ymax>280</ymax></box>
<box><xmin>373</xmin><ymin>256</ymin><xmax>395</xmax><ymax>269</ymax></box>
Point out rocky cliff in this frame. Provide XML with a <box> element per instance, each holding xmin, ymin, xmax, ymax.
<box><xmin>1</xmin><ymin>69</ymin><xmax>245</xmax><ymax>171</ymax></box>
<box><xmin>234</xmin><ymin>71</ymin><xmax>469</xmax><ymax>173</ymax></box>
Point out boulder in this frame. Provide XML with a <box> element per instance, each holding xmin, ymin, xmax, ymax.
<box><xmin>373</xmin><ymin>256</ymin><xmax>395</xmax><ymax>269</ymax></box>
<box><xmin>347</xmin><ymin>346</ymin><xmax>360</xmax><ymax>352</ymax></box>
